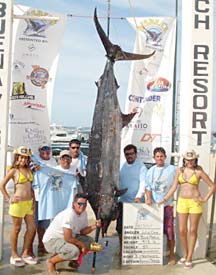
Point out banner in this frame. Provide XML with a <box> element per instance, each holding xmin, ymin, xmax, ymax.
<box><xmin>121</xmin><ymin>17</ymin><xmax>176</xmax><ymax>165</ymax></box>
<box><xmin>8</xmin><ymin>5</ymin><xmax>66</xmax><ymax>153</ymax></box>
<box><xmin>178</xmin><ymin>0</ymin><xmax>214</xmax><ymax>259</ymax></box>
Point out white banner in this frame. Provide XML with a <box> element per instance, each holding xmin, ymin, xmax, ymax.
<box><xmin>8</xmin><ymin>5</ymin><xmax>66</xmax><ymax>153</ymax></box>
<box><xmin>121</xmin><ymin>17</ymin><xmax>176</xmax><ymax>165</ymax></box>
<box><xmin>0</xmin><ymin>0</ymin><xmax>13</xmax><ymax>260</ymax></box>
<box><xmin>178</xmin><ymin>0</ymin><xmax>214</xmax><ymax>259</ymax></box>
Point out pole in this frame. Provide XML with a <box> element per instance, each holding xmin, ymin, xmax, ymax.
<box><xmin>0</xmin><ymin>0</ymin><xmax>13</xmax><ymax>260</ymax></box>
<box><xmin>107</xmin><ymin>0</ymin><xmax>111</xmax><ymax>38</ymax></box>
<box><xmin>171</xmin><ymin>0</ymin><xmax>179</xmax><ymax>161</ymax></box>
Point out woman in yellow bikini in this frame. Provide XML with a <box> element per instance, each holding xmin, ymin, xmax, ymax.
<box><xmin>158</xmin><ymin>149</ymin><xmax>215</xmax><ymax>269</ymax></box>
<box><xmin>0</xmin><ymin>146</ymin><xmax>37</xmax><ymax>266</ymax></box>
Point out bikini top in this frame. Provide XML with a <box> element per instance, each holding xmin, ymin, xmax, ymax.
<box><xmin>15</xmin><ymin>170</ymin><xmax>34</xmax><ymax>184</ymax></box>
<box><xmin>178</xmin><ymin>171</ymin><xmax>199</xmax><ymax>185</ymax></box>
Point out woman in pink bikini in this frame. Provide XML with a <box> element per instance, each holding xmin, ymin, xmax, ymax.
<box><xmin>0</xmin><ymin>146</ymin><xmax>37</xmax><ymax>266</ymax></box>
<box><xmin>159</xmin><ymin>149</ymin><xmax>215</xmax><ymax>269</ymax></box>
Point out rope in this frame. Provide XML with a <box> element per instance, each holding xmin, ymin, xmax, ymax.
<box><xmin>127</xmin><ymin>0</ymin><xmax>139</xmax><ymax>29</ymax></box>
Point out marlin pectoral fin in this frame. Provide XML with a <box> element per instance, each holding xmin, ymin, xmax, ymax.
<box><xmin>122</xmin><ymin>112</ymin><xmax>137</xmax><ymax>128</ymax></box>
<box><xmin>114</xmin><ymin>188</ymin><xmax>128</xmax><ymax>197</ymax></box>
<box><xmin>116</xmin><ymin>50</ymin><xmax>156</xmax><ymax>61</ymax></box>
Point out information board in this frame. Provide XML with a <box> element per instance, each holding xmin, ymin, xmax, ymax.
<box><xmin>122</xmin><ymin>203</ymin><xmax>164</xmax><ymax>265</ymax></box>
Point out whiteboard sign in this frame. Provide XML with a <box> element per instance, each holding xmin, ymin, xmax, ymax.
<box><xmin>122</xmin><ymin>203</ymin><xmax>164</xmax><ymax>265</ymax></box>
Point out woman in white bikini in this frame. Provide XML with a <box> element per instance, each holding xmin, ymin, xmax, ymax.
<box><xmin>0</xmin><ymin>146</ymin><xmax>37</xmax><ymax>266</ymax></box>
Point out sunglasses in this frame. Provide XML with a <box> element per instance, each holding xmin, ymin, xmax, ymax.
<box><xmin>125</xmin><ymin>152</ymin><xmax>135</xmax><ymax>156</ymax></box>
<box><xmin>70</xmin><ymin>146</ymin><xmax>80</xmax><ymax>150</ymax></box>
<box><xmin>40</xmin><ymin>146</ymin><xmax>50</xmax><ymax>151</ymax></box>
<box><xmin>77</xmin><ymin>202</ymin><xmax>87</xmax><ymax>207</ymax></box>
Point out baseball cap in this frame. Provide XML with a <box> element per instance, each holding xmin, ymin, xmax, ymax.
<box><xmin>182</xmin><ymin>149</ymin><xmax>199</xmax><ymax>160</ymax></box>
<box><xmin>39</xmin><ymin>142</ymin><xmax>51</xmax><ymax>151</ymax></box>
<box><xmin>13</xmin><ymin>146</ymin><xmax>32</xmax><ymax>157</ymax></box>
<box><xmin>59</xmin><ymin>150</ymin><xmax>71</xmax><ymax>158</ymax></box>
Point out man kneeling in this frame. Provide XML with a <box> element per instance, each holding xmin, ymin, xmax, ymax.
<box><xmin>43</xmin><ymin>193</ymin><xmax>101</xmax><ymax>274</ymax></box>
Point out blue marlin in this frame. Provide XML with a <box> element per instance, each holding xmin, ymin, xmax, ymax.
<box><xmin>86</xmin><ymin>9</ymin><xmax>155</xmax><ymax>236</ymax></box>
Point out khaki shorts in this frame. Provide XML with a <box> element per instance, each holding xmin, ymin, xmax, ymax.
<box><xmin>177</xmin><ymin>197</ymin><xmax>203</xmax><ymax>214</ymax></box>
<box><xmin>9</xmin><ymin>200</ymin><xmax>33</xmax><ymax>218</ymax></box>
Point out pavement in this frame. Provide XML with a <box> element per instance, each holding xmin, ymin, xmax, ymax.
<box><xmin>0</xmin><ymin>203</ymin><xmax>215</xmax><ymax>275</ymax></box>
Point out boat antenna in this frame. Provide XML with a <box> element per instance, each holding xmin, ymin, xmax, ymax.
<box><xmin>107</xmin><ymin>0</ymin><xmax>111</xmax><ymax>38</ymax></box>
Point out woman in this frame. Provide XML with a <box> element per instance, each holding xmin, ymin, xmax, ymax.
<box><xmin>0</xmin><ymin>146</ymin><xmax>37</xmax><ymax>266</ymax></box>
<box><xmin>159</xmin><ymin>149</ymin><xmax>215</xmax><ymax>269</ymax></box>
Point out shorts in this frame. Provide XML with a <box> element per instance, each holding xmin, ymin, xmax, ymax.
<box><xmin>164</xmin><ymin>206</ymin><xmax>174</xmax><ymax>241</ymax></box>
<box><xmin>177</xmin><ymin>197</ymin><xmax>203</xmax><ymax>214</ymax></box>
<box><xmin>44</xmin><ymin>235</ymin><xmax>93</xmax><ymax>260</ymax></box>
<box><xmin>9</xmin><ymin>200</ymin><xmax>33</xmax><ymax>218</ymax></box>
<box><xmin>34</xmin><ymin>201</ymin><xmax>50</xmax><ymax>229</ymax></box>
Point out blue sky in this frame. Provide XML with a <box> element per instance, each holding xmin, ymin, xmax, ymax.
<box><xmin>14</xmin><ymin>0</ymin><xmax>215</xmax><ymax>132</ymax></box>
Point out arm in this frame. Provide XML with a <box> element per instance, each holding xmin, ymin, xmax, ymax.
<box><xmin>158</xmin><ymin>168</ymin><xmax>180</xmax><ymax>205</ymax></box>
<box><xmin>80</xmin><ymin>219</ymin><xmax>101</xmax><ymax>235</ymax></box>
<box><xmin>63</xmin><ymin>227</ymin><xmax>88</xmax><ymax>255</ymax></box>
<box><xmin>145</xmin><ymin>189</ymin><xmax>153</xmax><ymax>205</ymax></box>
<box><xmin>135</xmin><ymin>165</ymin><xmax>147</xmax><ymax>203</ymax></box>
<box><xmin>198</xmin><ymin>170</ymin><xmax>216</xmax><ymax>202</ymax></box>
<box><xmin>0</xmin><ymin>168</ymin><xmax>16</xmax><ymax>202</ymax></box>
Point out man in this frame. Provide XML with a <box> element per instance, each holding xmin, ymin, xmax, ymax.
<box><xmin>43</xmin><ymin>193</ymin><xmax>101</xmax><ymax>274</ymax></box>
<box><xmin>56</xmin><ymin>149</ymin><xmax>82</xmax><ymax>194</ymax></box>
<box><xmin>145</xmin><ymin>147</ymin><xmax>176</xmax><ymax>265</ymax></box>
<box><xmin>31</xmin><ymin>143</ymin><xmax>57</xmax><ymax>254</ymax></box>
<box><xmin>69</xmin><ymin>139</ymin><xmax>87</xmax><ymax>191</ymax></box>
<box><xmin>116</xmin><ymin>144</ymin><xmax>147</xmax><ymax>255</ymax></box>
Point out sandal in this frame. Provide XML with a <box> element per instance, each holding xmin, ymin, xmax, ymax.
<box><xmin>22</xmin><ymin>256</ymin><xmax>38</xmax><ymax>265</ymax></box>
<box><xmin>178</xmin><ymin>257</ymin><xmax>186</xmax><ymax>264</ymax></box>
<box><xmin>10</xmin><ymin>256</ymin><xmax>25</xmax><ymax>267</ymax></box>
<box><xmin>184</xmin><ymin>261</ymin><xmax>193</xmax><ymax>269</ymax></box>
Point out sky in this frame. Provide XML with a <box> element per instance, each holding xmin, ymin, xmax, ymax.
<box><xmin>14</xmin><ymin>0</ymin><xmax>215</xmax><ymax>132</ymax></box>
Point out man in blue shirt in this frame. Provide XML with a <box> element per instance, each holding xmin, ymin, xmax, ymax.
<box><xmin>145</xmin><ymin>147</ymin><xmax>176</xmax><ymax>265</ymax></box>
<box><xmin>116</xmin><ymin>144</ymin><xmax>147</xmax><ymax>256</ymax></box>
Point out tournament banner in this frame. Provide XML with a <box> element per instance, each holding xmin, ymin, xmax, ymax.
<box><xmin>121</xmin><ymin>17</ymin><xmax>176</xmax><ymax>165</ymax></box>
<box><xmin>8</xmin><ymin>5</ymin><xmax>66</xmax><ymax>153</ymax></box>
<box><xmin>178</xmin><ymin>0</ymin><xmax>213</xmax><ymax>259</ymax></box>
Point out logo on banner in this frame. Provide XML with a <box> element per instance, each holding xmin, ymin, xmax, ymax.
<box><xmin>23</xmin><ymin>10</ymin><xmax>57</xmax><ymax>38</ymax></box>
<box><xmin>137</xmin><ymin>19</ymin><xmax>168</xmax><ymax>50</ymax></box>
<box><xmin>147</xmin><ymin>77</ymin><xmax>171</xmax><ymax>92</ymax></box>
<box><xmin>24</xmin><ymin>101</ymin><xmax>45</xmax><ymax>111</ymax></box>
<box><xmin>129</xmin><ymin>94</ymin><xmax>161</xmax><ymax>103</ymax></box>
<box><xmin>11</xmin><ymin>82</ymin><xmax>35</xmax><ymax>100</ymax></box>
<box><xmin>140</xmin><ymin>133</ymin><xmax>161</xmax><ymax>142</ymax></box>
<box><xmin>27</xmin><ymin>65</ymin><xmax>50</xmax><ymax>88</ymax></box>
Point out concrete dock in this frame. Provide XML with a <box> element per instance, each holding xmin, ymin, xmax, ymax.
<box><xmin>0</xmin><ymin>203</ymin><xmax>215</xmax><ymax>275</ymax></box>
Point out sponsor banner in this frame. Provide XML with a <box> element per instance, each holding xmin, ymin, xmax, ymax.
<box><xmin>178</xmin><ymin>0</ymin><xmax>214</xmax><ymax>259</ymax></box>
<box><xmin>9</xmin><ymin>5</ymin><xmax>66</xmax><ymax>152</ymax></box>
<box><xmin>121</xmin><ymin>17</ymin><xmax>176</xmax><ymax>164</ymax></box>
<box><xmin>179</xmin><ymin>1</ymin><xmax>213</xmax><ymax>163</ymax></box>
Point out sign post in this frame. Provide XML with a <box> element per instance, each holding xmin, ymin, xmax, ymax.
<box><xmin>122</xmin><ymin>203</ymin><xmax>164</xmax><ymax>265</ymax></box>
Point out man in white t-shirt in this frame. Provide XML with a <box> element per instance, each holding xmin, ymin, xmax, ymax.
<box><xmin>43</xmin><ymin>193</ymin><xmax>101</xmax><ymax>274</ymax></box>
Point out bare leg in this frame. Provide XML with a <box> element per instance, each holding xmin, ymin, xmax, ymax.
<box><xmin>167</xmin><ymin>239</ymin><xmax>175</xmax><ymax>264</ymax></box>
<box><xmin>47</xmin><ymin>254</ymin><xmax>64</xmax><ymax>273</ymax></box>
<box><xmin>37</xmin><ymin>226</ymin><xmax>47</xmax><ymax>253</ymax></box>
<box><xmin>178</xmin><ymin>213</ymin><xmax>189</xmax><ymax>259</ymax></box>
<box><xmin>22</xmin><ymin>214</ymin><xmax>36</xmax><ymax>257</ymax></box>
<box><xmin>10</xmin><ymin>216</ymin><xmax>22</xmax><ymax>257</ymax></box>
<box><xmin>187</xmin><ymin>213</ymin><xmax>201</xmax><ymax>262</ymax></box>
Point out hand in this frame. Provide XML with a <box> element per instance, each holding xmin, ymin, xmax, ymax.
<box><xmin>80</xmin><ymin>244</ymin><xmax>88</xmax><ymax>255</ymax></box>
<box><xmin>146</xmin><ymin>198</ymin><xmax>152</xmax><ymax>206</ymax></box>
<box><xmin>10</xmin><ymin>195</ymin><xmax>21</xmax><ymax>203</ymax></box>
<box><xmin>194</xmin><ymin>196</ymin><xmax>206</xmax><ymax>203</ymax></box>
<box><xmin>134</xmin><ymin>197</ymin><xmax>141</xmax><ymax>203</ymax></box>
<box><xmin>34</xmin><ymin>165</ymin><xmax>40</xmax><ymax>171</ymax></box>
<box><xmin>158</xmin><ymin>200</ymin><xmax>164</xmax><ymax>206</ymax></box>
<box><xmin>96</xmin><ymin>219</ymin><xmax>101</xmax><ymax>228</ymax></box>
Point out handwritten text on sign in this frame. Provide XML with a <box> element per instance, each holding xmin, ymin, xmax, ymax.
<box><xmin>122</xmin><ymin>203</ymin><xmax>164</xmax><ymax>265</ymax></box>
